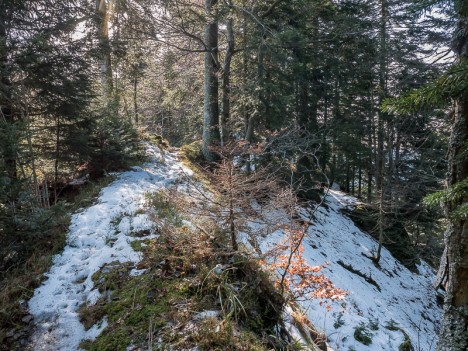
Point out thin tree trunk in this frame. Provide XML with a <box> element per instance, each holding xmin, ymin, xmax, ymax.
<box><xmin>220</xmin><ymin>17</ymin><xmax>234</xmax><ymax>145</ymax></box>
<box><xmin>0</xmin><ymin>18</ymin><xmax>16</xmax><ymax>181</ymax></box>
<box><xmin>245</xmin><ymin>43</ymin><xmax>264</xmax><ymax>143</ymax></box>
<box><xmin>96</xmin><ymin>0</ymin><xmax>114</xmax><ymax>103</ymax></box>
<box><xmin>367</xmin><ymin>93</ymin><xmax>374</xmax><ymax>201</ymax></box>
<box><xmin>54</xmin><ymin>116</ymin><xmax>61</xmax><ymax>204</ymax></box>
<box><xmin>24</xmin><ymin>108</ymin><xmax>39</xmax><ymax>203</ymax></box>
<box><xmin>133</xmin><ymin>75</ymin><xmax>138</xmax><ymax>125</ymax></box>
<box><xmin>358</xmin><ymin>151</ymin><xmax>362</xmax><ymax>198</ymax></box>
<box><xmin>376</xmin><ymin>0</ymin><xmax>387</xmax><ymax>194</ymax></box>
<box><xmin>374</xmin><ymin>187</ymin><xmax>385</xmax><ymax>263</ymax></box>
<box><xmin>202</xmin><ymin>0</ymin><xmax>220</xmax><ymax>161</ymax></box>
<box><xmin>374</xmin><ymin>0</ymin><xmax>388</xmax><ymax>264</ymax></box>
<box><xmin>228</xmin><ymin>161</ymin><xmax>238</xmax><ymax>251</ymax></box>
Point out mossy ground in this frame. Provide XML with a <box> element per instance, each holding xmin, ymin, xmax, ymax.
<box><xmin>79</xmin><ymin>189</ymin><xmax>301</xmax><ymax>351</ymax></box>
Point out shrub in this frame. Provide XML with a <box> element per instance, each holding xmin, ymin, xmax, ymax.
<box><xmin>88</xmin><ymin>107</ymin><xmax>142</xmax><ymax>178</ymax></box>
<box><xmin>181</xmin><ymin>141</ymin><xmax>203</xmax><ymax>163</ymax></box>
<box><xmin>354</xmin><ymin>322</ymin><xmax>373</xmax><ymax>345</ymax></box>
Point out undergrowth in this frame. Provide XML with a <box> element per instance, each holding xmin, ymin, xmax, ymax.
<box><xmin>0</xmin><ymin>176</ymin><xmax>114</xmax><ymax>350</ymax></box>
<box><xmin>79</xmin><ymin>189</ymin><xmax>304</xmax><ymax>351</ymax></box>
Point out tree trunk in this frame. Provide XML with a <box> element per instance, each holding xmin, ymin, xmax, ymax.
<box><xmin>96</xmin><ymin>0</ymin><xmax>114</xmax><ymax>103</ymax></box>
<box><xmin>202</xmin><ymin>0</ymin><xmax>220</xmax><ymax>161</ymax></box>
<box><xmin>245</xmin><ymin>43</ymin><xmax>264</xmax><ymax>143</ymax></box>
<box><xmin>375</xmin><ymin>0</ymin><xmax>387</xmax><ymax>195</ymax></box>
<box><xmin>373</xmin><ymin>0</ymin><xmax>388</xmax><ymax>263</ymax></box>
<box><xmin>0</xmin><ymin>16</ymin><xmax>16</xmax><ymax>181</ymax></box>
<box><xmin>437</xmin><ymin>98</ymin><xmax>468</xmax><ymax>351</ymax></box>
<box><xmin>437</xmin><ymin>3</ymin><xmax>468</xmax><ymax>349</ymax></box>
<box><xmin>133</xmin><ymin>75</ymin><xmax>138</xmax><ymax>125</ymax></box>
<box><xmin>220</xmin><ymin>17</ymin><xmax>234</xmax><ymax>145</ymax></box>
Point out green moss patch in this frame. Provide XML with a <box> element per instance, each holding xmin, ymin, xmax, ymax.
<box><xmin>79</xmin><ymin>208</ymin><xmax>298</xmax><ymax>351</ymax></box>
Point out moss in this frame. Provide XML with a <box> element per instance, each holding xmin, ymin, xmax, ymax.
<box><xmin>82</xmin><ymin>225</ymin><xmax>292</xmax><ymax>350</ymax></box>
<box><xmin>139</xmin><ymin>131</ymin><xmax>170</xmax><ymax>150</ymax></box>
<box><xmin>81</xmin><ymin>260</ymin><xmax>188</xmax><ymax>351</ymax></box>
<box><xmin>399</xmin><ymin>330</ymin><xmax>414</xmax><ymax>351</ymax></box>
<box><xmin>354</xmin><ymin>322</ymin><xmax>373</xmax><ymax>345</ymax></box>
<box><xmin>78</xmin><ymin>300</ymin><xmax>107</xmax><ymax>330</ymax></box>
<box><xmin>146</xmin><ymin>190</ymin><xmax>183</xmax><ymax>227</ymax></box>
<box><xmin>80</xmin><ymin>328</ymin><xmax>131</xmax><ymax>351</ymax></box>
<box><xmin>130</xmin><ymin>240</ymin><xmax>146</xmax><ymax>252</ymax></box>
<box><xmin>180</xmin><ymin>140</ymin><xmax>203</xmax><ymax>164</ymax></box>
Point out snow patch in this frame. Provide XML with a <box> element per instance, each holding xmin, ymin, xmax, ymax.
<box><xmin>27</xmin><ymin>143</ymin><xmax>193</xmax><ymax>351</ymax></box>
<box><xmin>259</xmin><ymin>189</ymin><xmax>442</xmax><ymax>351</ymax></box>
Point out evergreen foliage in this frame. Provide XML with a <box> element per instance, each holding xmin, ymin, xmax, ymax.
<box><xmin>0</xmin><ymin>0</ymin><xmax>462</xmax><ymax>348</ymax></box>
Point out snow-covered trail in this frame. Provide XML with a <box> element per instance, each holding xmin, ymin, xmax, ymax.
<box><xmin>260</xmin><ymin>190</ymin><xmax>442</xmax><ymax>351</ymax></box>
<box><xmin>27</xmin><ymin>144</ymin><xmax>192</xmax><ymax>351</ymax></box>
<box><xmin>27</xmin><ymin>143</ymin><xmax>442</xmax><ymax>351</ymax></box>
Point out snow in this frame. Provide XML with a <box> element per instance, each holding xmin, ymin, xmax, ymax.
<box><xmin>27</xmin><ymin>142</ymin><xmax>442</xmax><ymax>351</ymax></box>
<box><xmin>259</xmin><ymin>189</ymin><xmax>442</xmax><ymax>351</ymax></box>
<box><xmin>27</xmin><ymin>143</ymin><xmax>193</xmax><ymax>351</ymax></box>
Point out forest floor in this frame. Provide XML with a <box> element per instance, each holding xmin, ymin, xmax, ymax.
<box><xmin>20</xmin><ymin>143</ymin><xmax>442</xmax><ymax>351</ymax></box>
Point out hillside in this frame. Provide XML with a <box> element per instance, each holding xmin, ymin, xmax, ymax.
<box><xmin>257</xmin><ymin>191</ymin><xmax>442</xmax><ymax>351</ymax></box>
<box><xmin>20</xmin><ymin>144</ymin><xmax>442</xmax><ymax>351</ymax></box>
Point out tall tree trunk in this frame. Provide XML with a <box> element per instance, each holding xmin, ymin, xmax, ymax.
<box><xmin>220</xmin><ymin>16</ymin><xmax>234</xmax><ymax>145</ymax></box>
<box><xmin>133</xmin><ymin>75</ymin><xmax>138</xmax><ymax>125</ymax></box>
<box><xmin>375</xmin><ymin>0</ymin><xmax>387</xmax><ymax>195</ymax></box>
<box><xmin>367</xmin><ymin>92</ymin><xmax>374</xmax><ymax>201</ymax></box>
<box><xmin>0</xmin><ymin>16</ymin><xmax>16</xmax><ymax>181</ymax></box>
<box><xmin>374</xmin><ymin>0</ymin><xmax>388</xmax><ymax>263</ymax></box>
<box><xmin>54</xmin><ymin>116</ymin><xmax>61</xmax><ymax>204</ymax></box>
<box><xmin>96</xmin><ymin>0</ymin><xmax>114</xmax><ymax>103</ymax></box>
<box><xmin>202</xmin><ymin>0</ymin><xmax>220</xmax><ymax>161</ymax></box>
<box><xmin>437</xmin><ymin>3</ymin><xmax>468</xmax><ymax>348</ymax></box>
<box><xmin>245</xmin><ymin>43</ymin><xmax>264</xmax><ymax>143</ymax></box>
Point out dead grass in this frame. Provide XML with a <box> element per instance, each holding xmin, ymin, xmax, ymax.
<box><xmin>78</xmin><ymin>189</ymin><xmax>303</xmax><ymax>351</ymax></box>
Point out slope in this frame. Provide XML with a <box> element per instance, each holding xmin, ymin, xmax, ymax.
<box><xmin>26</xmin><ymin>144</ymin><xmax>194</xmax><ymax>351</ymax></box>
<box><xmin>260</xmin><ymin>190</ymin><xmax>442</xmax><ymax>351</ymax></box>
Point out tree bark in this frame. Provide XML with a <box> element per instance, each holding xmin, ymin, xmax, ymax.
<box><xmin>132</xmin><ymin>72</ymin><xmax>138</xmax><ymax>125</ymax></box>
<box><xmin>374</xmin><ymin>0</ymin><xmax>388</xmax><ymax>263</ymax></box>
<box><xmin>375</xmin><ymin>0</ymin><xmax>387</xmax><ymax>195</ymax></box>
<box><xmin>437</xmin><ymin>2</ymin><xmax>468</xmax><ymax>349</ymax></box>
<box><xmin>96</xmin><ymin>0</ymin><xmax>114</xmax><ymax>103</ymax></box>
<box><xmin>202</xmin><ymin>0</ymin><xmax>220</xmax><ymax>161</ymax></box>
<box><xmin>245</xmin><ymin>43</ymin><xmax>264</xmax><ymax>143</ymax></box>
<box><xmin>220</xmin><ymin>17</ymin><xmax>234</xmax><ymax>145</ymax></box>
